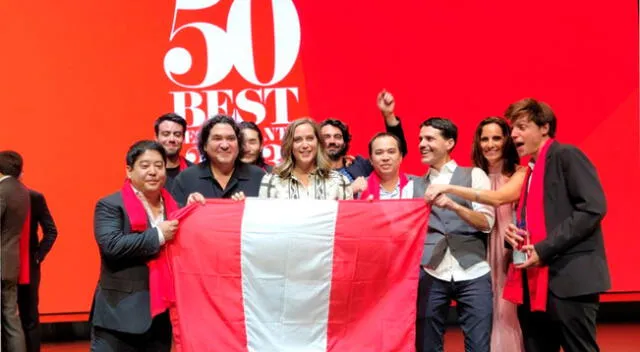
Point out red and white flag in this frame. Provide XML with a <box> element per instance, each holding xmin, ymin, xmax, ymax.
<box><xmin>159</xmin><ymin>199</ymin><xmax>429</xmax><ymax>352</ymax></box>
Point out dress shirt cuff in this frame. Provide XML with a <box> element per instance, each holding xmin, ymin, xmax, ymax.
<box><xmin>471</xmin><ymin>204</ymin><xmax>495</xmax><ymax>233</ymax></box>
<box><xmin>157</xmin><ymin>227</ymin><xmax>166</xmax><ymax>246</ymax></box>
<box><xmin>481</xmin><ymin>212</ymin><xmax>495</xmax><ymax>233</ymax></box>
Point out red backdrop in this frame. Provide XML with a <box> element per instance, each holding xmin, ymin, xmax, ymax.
<box><xmin>0</xmin><ymin>1</ymin><xmax>637</xmax><ymax>316</ymax></box>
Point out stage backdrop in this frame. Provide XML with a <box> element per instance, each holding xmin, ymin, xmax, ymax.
<box><xmin>1</xmin><ymin>1</ymin><xmax>637</xmax><ymax>317</ymax></box>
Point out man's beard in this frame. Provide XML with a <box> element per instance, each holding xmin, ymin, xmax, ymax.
<box><xmin>326</xmin><ymin>145</ymin><xmax>347</xmax><ymax>162</ymax></box>
<box><xmin>165</xmin><ymin>148</ymin><xmax>181</xmax><ymax>159</ymax></box>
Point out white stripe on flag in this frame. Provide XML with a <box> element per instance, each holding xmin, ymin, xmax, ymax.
<box><xmin>241</xmin><ymin>199</ymin><xmax>338</xmax><ymax>352</ymax></box>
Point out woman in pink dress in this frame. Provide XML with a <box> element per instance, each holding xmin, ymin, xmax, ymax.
<box><xmin>425</xmin><ymin>117</ymin><xmax>526</xmax><ymax>352</ymax></box>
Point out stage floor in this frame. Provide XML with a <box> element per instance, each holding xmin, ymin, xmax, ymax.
<box><xmin>42</xmin><ymin>323</ymin><xmax>639</xmax><ymax>351</ymax></box>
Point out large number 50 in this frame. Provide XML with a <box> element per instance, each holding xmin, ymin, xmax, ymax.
<box><xmin>164</xmin><ymin>0</ymin><xmax>301</xmax><ymax>89</ymax></box>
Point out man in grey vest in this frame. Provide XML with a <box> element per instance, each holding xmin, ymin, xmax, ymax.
<box><xmin>413</xmin><ymin>118</ymin><xmax>495</xmax><ymax>352</ymax></box>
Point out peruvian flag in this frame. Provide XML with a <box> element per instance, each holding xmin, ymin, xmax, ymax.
<box><xmin>156</xmin><ymin>199</ymin><xmax>429</xmax><ymax>352</ymax></box>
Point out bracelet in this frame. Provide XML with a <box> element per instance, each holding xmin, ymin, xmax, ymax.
<box><xmin>474</xmin><ymin>190</ymin><xmax>480</xmax><ymax>202</ymax></box>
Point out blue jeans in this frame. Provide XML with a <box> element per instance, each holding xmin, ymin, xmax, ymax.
<box><xmin>416</xmin><ymin>269</ymin><xmax>493</xmax><ymax>352</ymax></box>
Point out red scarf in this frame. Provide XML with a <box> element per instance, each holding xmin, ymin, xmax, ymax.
<box><xmin>359</xmin><ymin>172</ymin><xmax>409</xmax><ymax>200</ymax></box>
<box><xmin>18</xmin><ymin>208</ymin><xmax>30</xmax><ymax>284</ymax></box>
<box><xmin>178</xmin><ymin>157</ymin><xmax>189</xmax><ymax>171</ymax></box>
<box><xmin>503</xmin><ymin>139</ymin><xmax>554</xmax><ymax>312</ymax></box>
<box><xmin>121</xmin><ymin>179</ymin><xmax>179</xmax><ymax>317</ymax></box>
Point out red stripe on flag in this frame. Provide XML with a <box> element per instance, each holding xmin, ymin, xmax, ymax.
<box><xmin>18</xmin><ymin>207</ymin><xmax>30</xmax><ymax>284</ymax></box>
<box><xmin>168</xmin><ymin>200</ymin><xmax>248</xmax><ymax>352</ymax></box>
<box><xmin>326</xmin><ymin>200</ymin><xmax>429</xmax><ymax>351</ymax></box>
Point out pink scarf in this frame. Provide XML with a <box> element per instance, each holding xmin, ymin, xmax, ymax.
<box><xmin>503</xmin><ymin>139</ymin><xmax>554</xmax><ymax>312</ymax></box>
<box><xmin>359</xmin><ymin>172</ymin><xmax>409</xmax><ymax>200</ymax></box>
<box><xmin>120</xmin><ymin>179</ymin><xmax>178</xmax><ymax>317</ymax></box>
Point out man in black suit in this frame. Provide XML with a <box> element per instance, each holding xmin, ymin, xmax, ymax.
<box><xmin>90</xmin><ymin>141</ymin><xmax>179</xmax><ymax>351</ymax></box>
<box><xmin>17</xmin><ymin>189</ymin><xmax>58</xmax><ymax>352</ymax></box>
<box><xmin>504</xmin><ymin>98</ymin><xmax>610</xmax><ymax>352</ymax></box>
<box><xmin>0</xmin><ymin>150</ymin><xmax>29</xmax><ymax>352</ymax></box>
<box><xmin>171</xmin><ymin>114</ymin><xmax>265</xmax><ymax>206</ymax></box>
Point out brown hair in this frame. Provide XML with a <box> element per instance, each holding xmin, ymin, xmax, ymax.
<box><xmin>274</xmin><ymin>118</ymin><xmax>332</xmax><ymax>179</ymax></box>
<box><xmin>504</xmin><ymin>98</ymin><xmax>557</xmax><ymax>138</ymax></box>
<box><xmin>471</xmin><ymin>117</ymin><xmax>520</xmax><ymax>176</ymax></box>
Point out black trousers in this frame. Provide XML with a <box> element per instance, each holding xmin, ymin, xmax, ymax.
<box><xmin>90</xmin><ymin>312</ymin><xmax>172</xmax><ymax>352</ymax></box>
<box><xmin>416</xmin><ymin>269</ymin><xmax>493</xmax><ymax>352</ymax></box>
<box><xmin>517</xmin><ymin>273</ymin><xmax>600</xmax><ymax>352</ymax></box>
<box><xmin>18</xmin><ymin>261</ymin><xmax>41</xmax><ymax>352</ymax></box>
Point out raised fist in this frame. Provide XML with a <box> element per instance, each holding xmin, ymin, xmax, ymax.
<box><xmin>377</xmin><ymin>90</ymin><xmax>395</xmax><ymax>118</ymax></box>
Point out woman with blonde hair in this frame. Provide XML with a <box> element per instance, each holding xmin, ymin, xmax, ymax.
<box><xmin>259</xmin><ymin>118</ymin><xmax>353</xmax><ymax>200</ymax></box>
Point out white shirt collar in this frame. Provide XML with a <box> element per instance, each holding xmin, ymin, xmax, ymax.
<box><xmin>429</xmin><ymin>159</ymin><xmax>457</xmax><ymax>178</ymax></box>
<box><xmin>528</xmin><ymin>160</ymin><xmax>535</xmax><ymax>170</ymax></box>
<box><xmin>0</xmin><ymin>175</ymin><xmax>11</xmax><ymax>184</ymax></box>
<box><xmin>379</xmin><ymin>179</ymin><xmax>400</xmax><ymax>193</ymax></box>
<box><xmin>130</xmin><ymin>184</ymin><xmax>165</xmax><ymax>213</ymax></box>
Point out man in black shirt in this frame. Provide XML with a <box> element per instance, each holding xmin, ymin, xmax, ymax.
<box><xmin>171</xmin><ymin>115</ymin><xmax>265</xmax><ymax>206</ymax></box>
<box><xmin>154</xmin><ymin>113</ymin><xmax>193</xmax><ymax>191</ymax></box>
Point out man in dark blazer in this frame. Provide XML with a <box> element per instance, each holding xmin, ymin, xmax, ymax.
<box><xmin>0</xmin><ymin>150</ymin><xmax>29</xmax><ymax>352</ymax></box>
<box><xmin>18</xmin><ymin>189</ymin><xmax>58</xmax><ymax>352</ymax></box>
<box><xmin>504</xmin><ymin>98</ymin><xmax>610</xmax><ymax>352</ymax></box>
<box><xmin>90</xmin><ymin>141</ymin><xmax>178</xmax><ymax>351</ymax></box>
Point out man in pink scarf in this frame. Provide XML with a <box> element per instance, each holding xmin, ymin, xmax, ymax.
<box><xmin>503</xmin><ymin>98</ymin><xmax>610</xmax><ymax>352</ymax></box>
<box><xmin>357</xmin><ymin>132</ymin><xmax>413</xmax><ymax>200</ymax></box>
<box><xmin>90</xmin><ymin>140</ymin><xmax>179</xmax><ymax>352</ymax></box>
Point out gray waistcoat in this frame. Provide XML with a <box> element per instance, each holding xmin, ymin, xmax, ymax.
<box><xmin>412</xmin><ymin>167</ymin><xmax>487</xmax><ymax>269</ymax></box>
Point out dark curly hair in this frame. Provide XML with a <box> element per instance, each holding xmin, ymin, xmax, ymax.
<box><xmin>197</xmin><ymin>114</ymin><xmax>244</xmax><ymax>165</ymax></box>
<box><xmin>319</xmin><ymin>118</ymin><xmax>351</xmax><ymax>155</ymax></box>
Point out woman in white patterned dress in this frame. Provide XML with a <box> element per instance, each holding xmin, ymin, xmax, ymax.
<box><xmin>258</xmin><ymin>118</ymin><xmax>353</xmax><ymax>201</ymax></box>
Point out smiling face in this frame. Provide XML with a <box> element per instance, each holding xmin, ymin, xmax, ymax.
<box><xmin>370</xmin><ymin>135</ymin><xmax>402</xmax><ymax>179</ymax></box>
<box><xmin>292</xmin><ymin>123</ymin><xmax>318</xmax><ymax>170</ymax></box>
<box><xmin>510</xmin><ymin>115</ymin><xmax>550</xmax><ymax>159</ymax></box>
<box><xmin>126</xmin><ymin>150</ymin><xmax>166</xmax><ymax>194</ymax></box>
<box><xmin>321</xmin><ymin>124</ymin><xmax>347</xmax><ymax>160</ymax></box>
<box><xmin>418</xmin><ymin>126</ymin><xmax>454</xmax><ymax>169</ymax></box>
<box><xmin>479</xmin><ymin>123</ymin><xmax>506</xmax><ymax>165</ymax></box>
<box><xmin>156</xmin><ymin>120</ymin><xmax>185</xmax><ymax>158</ymax></box>
<box><xmin>241</xmin><ymin>128</ymin><xmax>261</xmax><ymax>164</ymax></box>
<box><xmin>204</xmin><ymin>123</ymin><xmax>239</xmax><ymax>167</ymax></box>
